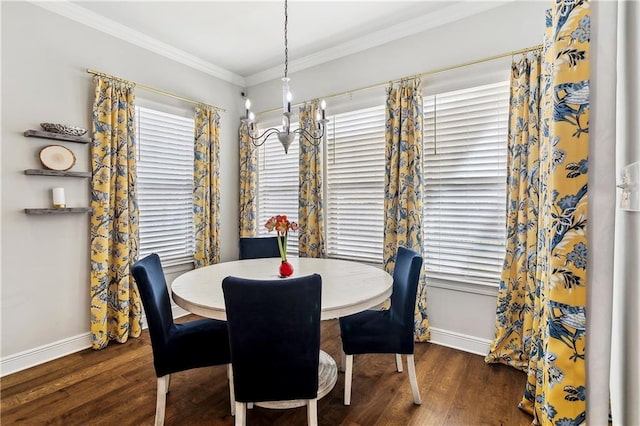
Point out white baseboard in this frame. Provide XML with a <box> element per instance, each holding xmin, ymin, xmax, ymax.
<box><xmin>2</xmin><ymin>311</ymin><xmax>491</xmax><ymax>377</ymax></box>
<box><xmin>0</xmin><ymin>333</ymin><xmax>93</xmax><ymax>377</ymax></box>
<box><xmin>1</xmin><ymin>303</ymin><xmax>189</xmax><ymax>377</ymax></box>
<box><xmin>428</xmin><ymin>327</ymin><xmax>492</xmax><ymax>356</ymax></box>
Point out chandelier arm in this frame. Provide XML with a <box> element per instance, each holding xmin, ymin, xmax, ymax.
<box><xmin>244</xmin><ymin>0</ymin><xmax>327</xmax><ymax>154</ymax></box>
<box><xmin>248</xmin><ymin>127</ymin><xmax>281</xmax><ymax>147</ymax></box>
<box><xmin>294</xmin><ymin>127</ymin><xmax>325</xmax><ymax>146</ymax></box>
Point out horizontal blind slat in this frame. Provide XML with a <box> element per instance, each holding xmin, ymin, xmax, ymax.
<box><xmin>326</xmin><ymin>105</ymin><xmax>385</xmax><ymax>263</ymax></box>
<box><xmin>423</xmin><ymin>81</ymin><xmax>508</xmax><ymax>286</ymax></box>
<box><xmin>136</xmin><ymin>105</ymin><xmax>195</xmax><ymax>265</ymax></box>
<box><xmin>257</xmin><ymin>123</ymin><xmax>300</xmax><ymax>254</ymax></box>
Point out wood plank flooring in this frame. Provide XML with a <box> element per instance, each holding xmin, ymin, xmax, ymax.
<box><xmin>1</xmin><ymin>317</ymin><xmax>532</xmax><ymax>425</ymax></box>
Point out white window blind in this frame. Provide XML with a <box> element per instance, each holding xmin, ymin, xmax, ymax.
<box><xmin>422</xmin><ymin>81</ymin><xmax>509</xmax><ymax>287</ymax></box>
<box><xmin>136</xmin><ymin>105</ymin><xmax>195</xmax><ymax>266</ymax></box>
<box><xmin>256</xmin><ymin>123</ymin><xmax>300</xmax><ymax>254</ymax></box>
<box><xmin>326</xmin><ymin>105</ymin><xmax>386</xmax><ymax>263</ymax></box>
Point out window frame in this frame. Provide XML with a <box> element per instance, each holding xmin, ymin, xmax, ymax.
<box><xmin>255</xmin><ymin>117</ymin><xmax>301</xmax><ymax>254</ymax></box>
<box><xmin>421</xmin><ymin>80</ymin><xmax>510</xmax><ymax>291</ymax></box>
<box><xmin>253</xmin><ymin>65</ymin><xmax>510</xmax><ymax>293</ymax></box>
<box><xmin>325</xmin><ymin>104</ymin><xmax>386</xmax><ymax>263</ymax></box>
<box><xmin>135</xmin><ymin>101</ymin><xmax>196</xmax><ymax>272</ymax></box>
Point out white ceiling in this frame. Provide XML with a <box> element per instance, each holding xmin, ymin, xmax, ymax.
<box><xmin>34</xmin><ymin>1</ymin><xmax>511</xmax><ymax>87</ymax></box>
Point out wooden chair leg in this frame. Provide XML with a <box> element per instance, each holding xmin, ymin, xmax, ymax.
<box><xmin>344</xmin><ymin>354</ymin><xmax>353</xmax><ymax>405</ymax></box>
<box><xmin>395</xmin><ymin>353</ymin><xmax>403</xmax><ymax>372</ymax></box>
<box><xmin>307</xmin><ymin>398</ymin><xmax>318</xmax><ymax>426</ymax></box>
<box><xmin>406</xmin><ymin>354</ymin><xmax>421</xmax><ymax>405</ymax></box>
<box><xmin>340</xmin><ymin>349</ymin><xmax>346</xmax><ymax>372</ymax></box>
<box><xmin>155</xmin><ymin>375</ymin><xmax>170</xmax><ymax>426</ymax></box>
<box><xmin>234</xmin><ymin>402</ymin><xmax>246</xmax><ymax>426</ymax></box>
<box><xmin>227</xmin><ymin>364</ymin><xmax>235</xmax><ymax>416</ymax></box>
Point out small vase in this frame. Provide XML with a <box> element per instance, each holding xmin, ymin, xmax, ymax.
<box><xmin>279</xmin><ymin>260</ymin><xmax>294</xmax><ymax>278</ymax></box>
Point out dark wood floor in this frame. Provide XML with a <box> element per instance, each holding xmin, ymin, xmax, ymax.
<box><xmin>1</xmin><ymin>317</ymin><xmax>532</xmax><ymax>425</ymax></box>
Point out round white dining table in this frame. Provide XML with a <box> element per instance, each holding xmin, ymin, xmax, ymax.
<box><xmin>171</xmin><ymin>257</ymin><xmax>393</xmax><ymax>321</ymax></box>
<box><xmin>171</xmin><ymin>256</ymin><xmax>393</xmax><ymax>409</ymax></box>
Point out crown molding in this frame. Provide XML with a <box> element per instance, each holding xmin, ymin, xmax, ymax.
<box><xmin>29</xmin><ymin>0</ymin><xmax>512</xmax><ymax>89</ymax></box>
<box><xmin>29</xmin><ymin>1</ymin><xmax>246</xmax><ymax>87</ymax></box>
<box><xmin>245</xmin><ymin>1</ymin><xmax>512</xmax><ymax>87</ymax></box>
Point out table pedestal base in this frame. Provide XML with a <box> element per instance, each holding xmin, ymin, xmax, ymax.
<box><xmin>254</xmin><ymin>350</ymin><xmax>338</xmax><ymax>409</ymax></box>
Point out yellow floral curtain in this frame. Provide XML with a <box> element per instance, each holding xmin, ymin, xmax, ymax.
<box><xmin>193</xmin><ymin>105</ymin><xmax>221</xmax><ymax>267</ymax></box>
<box><xmin>487</xmin><ymin>3</ymin><xmax>590</xmax><ymax>424</ymax></box>
<box><xmin>526</xmin><ymin>3</ymin><xmax>589</xmax><ymax>423</ymax></box>
<box><xmin>485</xmin><ymin>52</ymin><xmax>542</xmax><ymax>369</ymax></box>
<box><xmin>90</xmin><ymin>76</ymin><xmax>142</xmax><ymax>350</ymax></box>
<box><xmin>239</xmin><ymin>120</ymin><xmax>257</xmax><ymax>237</ymax></box>
<box><xmin>298</xmin><ymin>100</ymin><xmax>325</xmax><ymax>258</ymax></box>
<box><xmin>383</xmin><ymin>78</ymin><xmax>429</xmax><ymax>341</ymax></box>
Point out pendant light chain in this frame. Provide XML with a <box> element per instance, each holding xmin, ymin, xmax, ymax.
<box><xmin>284</xmin><ymin>0</ymin><xmax>288</xmax><ymax>79</ymax></box>
<box><xmin>242</xmin><ymin>0</ymin><xmax>327</xmax><ymax>154</ymax></box>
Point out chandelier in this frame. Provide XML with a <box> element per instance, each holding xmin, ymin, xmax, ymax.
<box><xmin>243</xmin><ymin>0</ymin><xmax>327</xmax><ymax>154</ymax></box>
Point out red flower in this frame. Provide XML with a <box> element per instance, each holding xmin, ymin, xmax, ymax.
<box><xmin>265</xmin><ymin>215</ymin><xmax>298</xmax><ymax>236</ymax></box>
<box><xmin>264</xmin><ymin>215</ymin><xmax>298</xmax><ymax>261</ymax></box>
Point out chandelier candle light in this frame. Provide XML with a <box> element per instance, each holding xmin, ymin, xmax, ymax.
<box><xmin>243</xmin><ymin>0</ymin><xmax>328</xmax><ymax>154</ymax></box>
<box><xmin>265</xmin><ymin>215</ymin><xmax>298</xmax><ymax>277</ymax></box>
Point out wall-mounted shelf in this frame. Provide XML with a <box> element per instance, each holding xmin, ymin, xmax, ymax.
<box><xmin>23</xmin><ymin>129</ymin><xmax>91</xmax><ymax>215</ymax></box>
<box><xmin>24</xmin><ymin>129</ymin><xmax>91</xmax><ymax>144</ymax></box>
<box><xmin>24</xmin><ymin>207</ymin><xmax>91</xmax><ymax>215</ymax></box>
<box><xmin>24</xmin><ymin>169</ymin><xmax>91</xmax><ymax>178</ymax></box>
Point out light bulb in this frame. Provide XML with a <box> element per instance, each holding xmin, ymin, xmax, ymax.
<box><xmin>286</xmin><ymin>91</ymin><xmax>292</xmax><ymax>113</ymax></box>
<box><xmin>244</xmin><ymin>98</ymin><xmax>252</xmax><ymax>119</ymax></box>
<box><xmin>248</xmin><ymin>112</ymin><xmax>255</xmax><ymax>121</ymax></box>
<box><xmin>320</xmin><ymin>99</ymin><xmax>326</xmax><ymax>110</ymax></box>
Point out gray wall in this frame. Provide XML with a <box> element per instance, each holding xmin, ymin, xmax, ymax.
<box><xmin>246</xmin><ymin>2</ymin><xmax>547</xmax><ymax>111</ymax></box>
<box><xmin>0</xmin><ymin>2</ymin><xmax>242</xmax><ymax>367</ymax></box>
<box><xmin>247</xmin><ymin>1</ymin><xmax>548</xmax><ymax>352</ymax></box>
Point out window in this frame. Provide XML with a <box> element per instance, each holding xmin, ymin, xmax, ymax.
<box><xmin>326</xmin><ymin>105</ymin><xmax>386</xmax><ymax>263</ymax></box>
<box><xmin>422</xmin><ymin>81</ymin><xmax>509</xmax><ymax>287</ymax></box>
<box><xmin>253</xmin><ymin>80</ymin><xmax>509</xmax><ymax>285</ymax></box>
<box><xmin>256</xmin><ymin>123</ymin><xmax>300</xmax><ymax>253</ymax></box>
<box><xmin>136</xmin><ymin>105</ymin><xmax>195</xmax><ymax>267</ymax></box>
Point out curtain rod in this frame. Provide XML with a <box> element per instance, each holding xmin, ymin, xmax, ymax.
<box><xmin>256</xmin><ymin>43</ymin><xmax>543</xmax><ymax>116</ymax></box>
<box><xmin>86</xmin><ymin>69</ymin><xmax>227</xmax><ymax>112</ymax></box>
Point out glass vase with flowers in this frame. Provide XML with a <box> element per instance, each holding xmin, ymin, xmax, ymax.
<box><xmin>264</xmin><ymin>215</ymin><xmax>298</xmax><ymax>277</ymax></box>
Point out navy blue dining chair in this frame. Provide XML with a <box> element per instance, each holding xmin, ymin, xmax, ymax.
<box><xmin>131</xmin><ymin>254</ymin><xmax>233</xmax><ymax>425</ymax></box>
<box><xmin>238</xmin><ymin>236</ymin><xmax>281</xmax><ymax>260</ymax></box>
<box><xmin>338</xmin><ymin>246</ymin><xmax>423</xmax><ymax>406</ymax></box>
<box><xmin>222</xmin><ymin>273</ymin><xmax>322</xmax><ymax>426</ymax></box>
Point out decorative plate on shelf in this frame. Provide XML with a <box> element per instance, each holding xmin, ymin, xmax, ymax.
<box><xmin>39</xmin><ymin>145</ymin><xmax>76</xmax><ymax>171</ymax></box>
<box><xmin>40</xmin><ymin>123</ymin><xmax>87</xmax><ymax>136</ymax></box>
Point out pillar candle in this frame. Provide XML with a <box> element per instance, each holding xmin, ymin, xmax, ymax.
<box><xmin>52</xmin><ymin>187</ymin><xmax>66</xmax><ymax>208</ymax></box>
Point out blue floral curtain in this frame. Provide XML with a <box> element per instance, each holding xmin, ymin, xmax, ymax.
<box><xmin>487</xmin><ymin>3</ymin><xmax>590</xmax><ymax>424</ymax></box>
<box><xmin>383</xmin><ymin>78</ymin><xmax>429</xmax><ymax>341</ymax></box>
<box><xmin>485</xmin><ymin>51</ymin><xmax>542</xmax><ymax>369</ymax></box>
<box><xmin>90</xmin><ymin>76</ymin><xmax>141</xmax><ymax>350</ymax></box>
<box><xmin>239</xmin><ymin>120</ymin><xmax>257</xmax><ymax>237</ymax></box>
<box><xmin>298</xmin><ymin>100</ymin><xmax>325</xmax><ymax>258</ymax></box>
<box><xmin>193</xmin><ymin>105</ymin><xmax>221</xmax><ymax>267</ymax></box>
